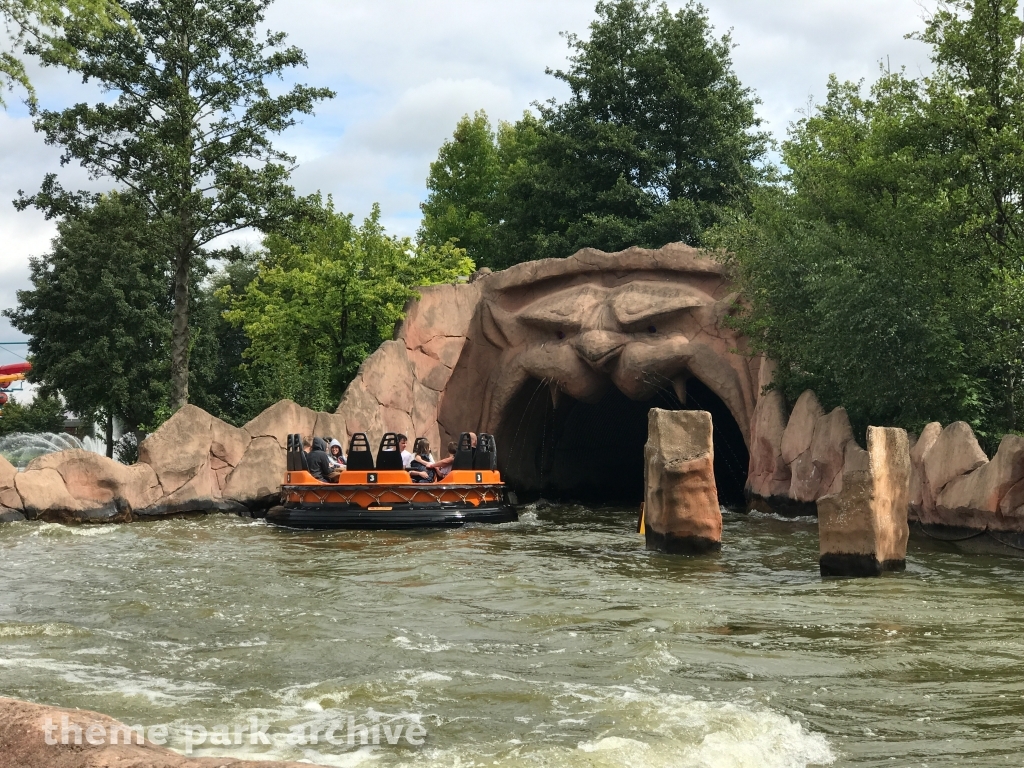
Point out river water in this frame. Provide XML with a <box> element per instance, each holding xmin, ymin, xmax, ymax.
<box><xmin>1</xmin><ymin>505</ymin><xmax>1023</xmax><ymax>767</ymax></box>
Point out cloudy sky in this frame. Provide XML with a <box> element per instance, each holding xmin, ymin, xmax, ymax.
<box><xmin>0</xmin><ymin>0</ymin><xmax>934</xmax><ymax>361</ymax></box>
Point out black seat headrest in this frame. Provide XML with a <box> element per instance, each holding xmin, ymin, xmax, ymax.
<box><xmin>346</xmin><ymin>432</ymin><xmax>375</xmax><ymax>471</ymax></box>
<box><xmin>286</xmin><ymin>434</ymin><xmax>297</xmax><ymax>471</ymax></box>
<box><xmin>452</xmin><ymin>432</ymin><xmax>476</xmax><ymax>471</ymax></box>
<box><xmin>376</xmin><ymin>432</ymin><xmax>405</xmax><ymax>471</ymax></box>
<box><xmin>473</xmin><ymin>433</ymin><xmax>498</xmax><ymax>471</ymax></box>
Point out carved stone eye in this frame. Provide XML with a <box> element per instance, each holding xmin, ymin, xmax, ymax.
<box><xmin>557</xmin><ymin>331</ymin><xmax>565</xmax><ymax>340</ymax></box>
<box><xmin>648</xmin><ymin>325</ymin><xmax>657</xmax><ymax>334</ymax></box>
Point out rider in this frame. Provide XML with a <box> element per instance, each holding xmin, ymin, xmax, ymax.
<box><xmin>306</xmin><ymin>437</ymin><xmax>334</xmax><ymax>483</ymax></box>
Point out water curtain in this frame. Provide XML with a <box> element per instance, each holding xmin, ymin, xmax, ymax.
<box><xmin>0</xmin><ymin>432</ymin><xmax>85</xmax><ymax>469</ymax></box>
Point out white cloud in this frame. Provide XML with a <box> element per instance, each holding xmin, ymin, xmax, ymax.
<box><xmin>0</xmin><ymin>0</ymin><xmax>938</xmax><ymax>341</ymax></box>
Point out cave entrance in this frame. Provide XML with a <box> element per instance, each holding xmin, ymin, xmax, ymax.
<box><xmin>495</xmin><ymin>377</ymin><xmax>749</xmax><ymax>506</ymax></box>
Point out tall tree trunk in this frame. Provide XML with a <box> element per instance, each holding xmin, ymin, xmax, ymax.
<box><xmin>105</xmin><ymin>410</ymin><xmax>114</xmax><ymax>459</ymax></box>
<box><xmin>170</xmin><ymin>249</ymin><xmax>190</xmax><ymax>412</ymax></box>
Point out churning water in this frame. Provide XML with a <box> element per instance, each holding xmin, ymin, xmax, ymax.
<box><xmin>1</xmin><ymin>505</ymin><xmax>1023</xmax><ymax>767</ymax></box>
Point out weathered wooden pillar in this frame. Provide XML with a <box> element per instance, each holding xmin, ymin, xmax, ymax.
<box><xmin>644</xmin><ymin>409</ymin><xmax>722</xmax><ymax>554</ymax></box>
<box><xmin>817</xmin><ymin>426</ymin><xmax>911</xmax><ymax>577</ymax></box>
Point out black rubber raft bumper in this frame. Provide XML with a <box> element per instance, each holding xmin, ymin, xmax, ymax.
<box><xmin>266</xmin><ymin>503</ymin><xmax>518</xmax><ymax>530</ymax></box>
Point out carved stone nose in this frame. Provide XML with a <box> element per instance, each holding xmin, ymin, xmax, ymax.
<box><xmin>573</xmin><ymin>330</ymin><xmax>627</xmax><ymax>368</ymax></box>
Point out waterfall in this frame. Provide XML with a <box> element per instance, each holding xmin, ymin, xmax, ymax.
<box><xmin>0</xmin><ymin>432</ymin><xmax>91</xmax><ymax>470</ymax></box>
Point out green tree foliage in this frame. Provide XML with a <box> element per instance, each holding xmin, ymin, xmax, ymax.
<box><xmin>0</xmin><ymin>394</ymin><xmax>66</xmax><ymax>436</ymax></box>
<box><xmin>715</xmin><ymin>0</ymin><xmax>1024</xmax><ymax>445</ymax></box>
<box><xmin>0</xmin><ymin>0</ymin><xmax>126</xmax><ymax>107</ymax></box>
<box><xmin>188</xmin><ymin>252</ymin><xmax>260</xmax><ymax>425</ymax></box>
<box><xmin>419</xmin><ymin>0</ymin><xmax>767</xmax><ymax>268</ymax></box>
<box><xmin>418</xmin><ymin>111</ymin><xmax>502</xmax><ymax>268</ymax></box>
<box><xmin>222</xmin><ymin>197</ymin><xmax>474</xmax><ymax>417</ymax></box>
<box><xmin>18</xmin><ymin>0</ymin><xmax>334</xmax><ymax>413</ymax></box>
<box><xmin>3</xmin><ymin>192</ymin><xmax>170</xmax><ymax>454</ymax></box>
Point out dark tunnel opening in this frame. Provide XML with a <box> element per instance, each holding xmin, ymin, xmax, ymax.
<box><xmin>495</xmin><ymin>377</ymin><xmax>749</xmax><ymax>506</ymax></box>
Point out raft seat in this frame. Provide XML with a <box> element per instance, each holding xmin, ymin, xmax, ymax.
<box><xmin>346</xmin><ymin>432</ymin><xmax>375</xmax><ymax>471</ymax></box>
<box><xmin>376</xmin><ymin>432</ymin><xmax>406</xmax><ymax>471</ymax></box>
<box><xmin>452</xmin><ymin>432</ymin><xmax>476</xmax><ymax>471</ymax></box>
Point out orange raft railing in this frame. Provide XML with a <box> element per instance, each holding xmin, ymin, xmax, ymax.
<box><xmin>282</xmin><ymin>469</ymin><xmax>505</xmax><ymax>510</ymax></box>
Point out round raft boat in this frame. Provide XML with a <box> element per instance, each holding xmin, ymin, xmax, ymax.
<box><xmin>266</xmin><ymin>432</ymin><xmax>518</xmax><ymax>530</ymax></box>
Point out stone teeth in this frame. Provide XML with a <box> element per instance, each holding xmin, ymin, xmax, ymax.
<box><xmin>548</xmin><ymin>381</ymin><xmax>561</xmax><ymax>409</ymax></box>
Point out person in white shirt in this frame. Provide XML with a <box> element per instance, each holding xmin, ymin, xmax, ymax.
<box><xmin>397</xmin><ymin>434</ymin><xmax>413</xmax><ymax>469</ymax></box>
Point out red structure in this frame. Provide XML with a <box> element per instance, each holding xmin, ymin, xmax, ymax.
<box><xmin>0</xmin><ymin>362</ymin><xmax>30</xmax><ymax>412</ymax></box>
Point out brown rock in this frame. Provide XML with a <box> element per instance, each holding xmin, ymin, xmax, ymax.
<box><xmin>356</xmin><ymin>341</ymin><xmax>415</xmax><ymax>414</ymax></box>
<box><xmin>399</xmin><ymin>281</ymin><xmax>481</xmax><ymax>352</ymax></box>
<box><xmin>139</xmin><ymin>405</ymin><xmax>249</xmax><ymax>495</ymax></box>
<box><xmin>0</xmin><ymin>486</ymin><xmax>22</xmax><ymax>511</ymax></box>
<box><xmin>999</xmin><ymin>476</ymin><xmax>1024</xmax><ymax>518</ymax></box>
<box><xmin>0</xmin><ymin>695</ymin><xmax>324</xmax><ymax>767</ymax></box>
<box><xmin>817</xmin><ymin>426</ymin><xmax>911</xmax><ymax>577</ymax></box>
<box><xmin>909</xmin><ymin>421</ymin><xmax>942</xmax><ymax>518</ymax></box>
<box><xmin>922</xmin><ymin>421</ymin><xmax>988</xmax><ymax>498</ymax></box>
<box><xmin>210</xmin><ymin>418</ymin><xmax>250</xmax><ymax>468</ymax></box>
<box><xmin>810</xmin><ymin>407</ymin><xmax>856</xmax><ymax>496</ymax></box>
<box><xmin>27</xmin><ymin>450</ymin><xmax>162</xmax><ymax>513</ymax></box>
<box><xmin>787</xmin><ymin>406</ymin><xmax>854</xmax><ymax>503</ymax></box>
<box><xmin>14</xmin><ymin>468</ymin><xmax>98</xmax><ymax>519</ymax></box>
<box><xmin>313</xmin><ymin>411</ymin><xmax>349</xmax><ymax>446</ymax></box>
<box><xmin>643</xmin><ymin>409</ymin><xmax>721</xmax><ymax>553</ymax></box>
<box><xmin>337</xmin><ymin>380</ymin><xmax>387</xmax><ymax>444</ymax></box>
<box><xmin>0</xmin><ymin>453</ymin><xmax>15</xmax><ymax>489</ymax></box>
<box><xmin>746</xmin><ymin>389</ymin><xmax>791</xmax><ymax>499</ymax></box>
<box><xmin>223</xmin><ymin>436</ymin><xmax>286</xmax><ymax>506</ymax></box>
<box><xmin>410</xmin><ymin>380</ymin><xmax>442</xmax><ymax>449</ymax></box>
<box><xmin>937</xmin><ymin>434</ymin><xmax>1024</xmax><ymax>518</ymax></box>
<box><xmin>244</xmin><ymin>399</ymin><xmax>317</xmax><ymax>449</ymax></box>
<box><xmin>781</xmin><ymin>391</ymin><xmax>825</xmax><ymax>466</ymax></box>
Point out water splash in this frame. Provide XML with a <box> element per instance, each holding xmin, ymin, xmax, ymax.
<box><xmin>0</xmin><ymin>432</ymin><xmax>84</xmax><ymax>469</ymax></box>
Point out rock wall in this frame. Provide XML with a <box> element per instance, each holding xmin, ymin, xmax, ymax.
<box><xmin>747</xmin><ymin>362</ymin><xmax>1024</xmax><ymax>538</ymax></box>
<box><xmin>0</xmin><ymin>401</ymin><xmax>348</xmax><ymax>523</ymax></box>
<box><xmin>746</xmin><ymin>364</ymin><xmax>856</xmax><ymax>515</ymax></box>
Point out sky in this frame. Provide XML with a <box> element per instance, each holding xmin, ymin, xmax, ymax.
<box><xmin>0</xmin><ymin>0</ymin><xmax>935</xmax><ymax>364</ymax></box>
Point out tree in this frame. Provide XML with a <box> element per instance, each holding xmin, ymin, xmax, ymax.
<box><xmin>0</xmin><ymin>393</ymin><xmax>66</xmax><ymax>436</ymax></box>
<box><xmin>715</xmin><ymin>0</ymin><xmax>1024</xmax><ymax>445</ymax></box>
<box><xmin>419</xmin><ymin>111</ymin><xmax>502</xmax><ymax>269</ymax></box>
<box><xmin>188</xmin><ymin>251</ymin><xmax>260</xmax><ymax>425</ymax></box>
<box><xmin>18</xmin><ymin>0</ymin><xmax>334</xmax><ymax>412</ymax></box>
<box><xmin>419</xmin><ymin>0</ymin><xmax>767</xmax><ymax>268</ymax></box>
<box><xmin>0</xmin><ymin>0</ymin><xmax>126</xmax><ymax>107</ymax></box>
<box><xmin>222</xmin><ymin>197</ymin><xmax>474</xmax><ymax>417</ymax></box>
<box><xmin>4</xmin><ymin>192</ymin><xmax>170</xmax><ymax>455</ymax></box>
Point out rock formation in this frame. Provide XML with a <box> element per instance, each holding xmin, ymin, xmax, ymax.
<box><xmin>0</xmin><ymin>696</ymin><xmax>319</xmax><ymax>767</ymax></box>
<box><xmin>749</xmin><ymin>372</ymin><xmax>1024</xmax><ymax>549</ymax></box>
<box><xmin>0</xmin><ymin>400</ymin><xmax>346</xmax><ymax>523</ymax></box>
<box><xmin>0</xmin><ymin>242</ymin><xmax>765</xmax><ymax>523</ymax></box>
<box><xmin>817</xmin><ymin>426</ymin><xmax>911</xmax><ymax>577</ymax></box>
<box><xmin>0</xmin><ymin>453</ymin><xmax>25</xmax><ymax>522</ymax></box>
<box><xmin>747</xmin><ymin>385</ymin><xmax>857</xmax><ymax>515</ymax></box>
<box><xmin>643</xmin><ymin>409</ymin><xmax>721</xmax><ymax>553</ymax></box>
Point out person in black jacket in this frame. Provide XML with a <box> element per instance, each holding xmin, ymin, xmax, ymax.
<box><xmin>306</xmin><ymin>436</ymin><xmax>335</xmax><ymax>483</ymax></box>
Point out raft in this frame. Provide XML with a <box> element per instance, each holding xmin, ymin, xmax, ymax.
<box><xmin>266</xmin><ymin>432</ymin><xmax>518</xmax><ymax>530</ymax></box>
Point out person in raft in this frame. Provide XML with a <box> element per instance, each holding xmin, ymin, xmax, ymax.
<box><xmin>327</xmin><ymin>439</ymin><xmax>346</xmax><ymax>472</ymax></box>
<box><xmin>397</xmin><ymin>434</ymin><xmax>413</xmax><ymax>469</ymax></box>
<box><xmin>429</xmin><ymin>441</ymin><xmax>457</xmax><ymax>480</ymax></box>
<box><xmin>408</xmin><ymin>438</ymin><xmax>436</xmax><ymax>483</ymax></box>
<box><xmin>304</xmin><ymin>436</ymin><xmax>336</xmax><ymax>483</ymax></box>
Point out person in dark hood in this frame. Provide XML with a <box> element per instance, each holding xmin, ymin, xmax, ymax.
<box><xmin>306</xmin><ymin>436</ymin><xmax>335</xmax><ymax>483</ymax></box>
